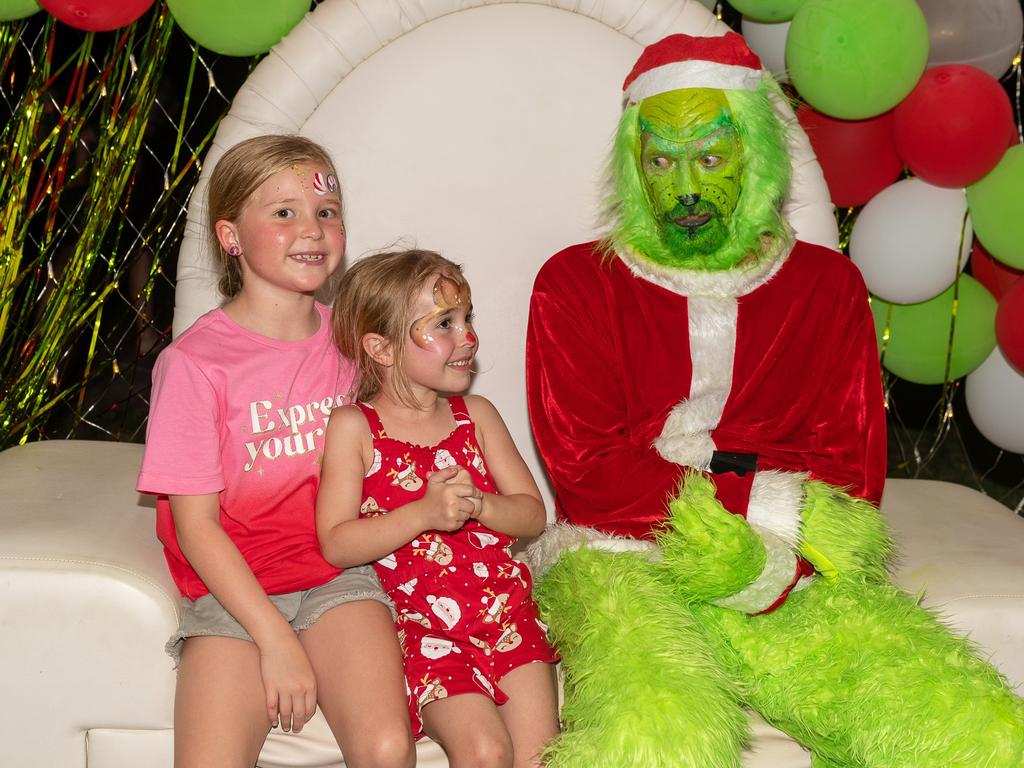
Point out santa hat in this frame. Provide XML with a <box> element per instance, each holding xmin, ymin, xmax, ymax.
<box><xmin>623</xmin><ymin>32</ymin><xmax>763</xmax><ymax>105</ymax></box>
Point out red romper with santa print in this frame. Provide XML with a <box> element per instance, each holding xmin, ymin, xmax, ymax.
<box><xmin>356</xmin><ymin>397</ymin><xmax>558</xmax><ymax>737</ymax></box>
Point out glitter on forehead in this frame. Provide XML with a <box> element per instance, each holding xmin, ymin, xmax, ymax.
<box><xmin>282</xmin><ymin>163</ymin><xmax>340</xmax><ymax>197</ymax></box>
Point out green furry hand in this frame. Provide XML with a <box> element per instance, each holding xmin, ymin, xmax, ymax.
<box><xmin>658</xmin><ymin>473</ymin><xmax>767</xmax><ymax>602</ymax></box>
<box><xmin>799</xmin><ymin>481</ymin><xmax>893</xmax><ymax>584</ymax></box>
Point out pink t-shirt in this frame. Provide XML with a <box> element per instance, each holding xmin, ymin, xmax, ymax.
<box><xmin>137</xmin><ymin>302</ymin><xmax>356</xmax><ymax>600</ymax></box>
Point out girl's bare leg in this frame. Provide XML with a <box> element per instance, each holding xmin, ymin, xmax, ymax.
<box><xmin>497</xmin><ymin>663</ymin><xmax>560</xmax><ymax>768</ymax></box>
<box><xmin>174</xmin><ymin>636</ymin><xmax>270</xmax><ymax>768</ymax></box>
<box><xmin>422</xmin><ymin>693</ymin><xmax>513</xmax><ymax>768</ymax></box>
<box><xmin>300</xmin><ymin>600</ymin><xmax>415</xmax><ymax>768</ymax></box>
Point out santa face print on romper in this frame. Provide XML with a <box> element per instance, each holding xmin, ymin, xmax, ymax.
<box><xmin>427</xmin><ymin>594</ymin><xmax>462</xmax><ymax>631</ymax></box>
<box><xmin>407</xmin><ymin>273</ymin><xmax>477</xmax><ymax>394</ymax></box>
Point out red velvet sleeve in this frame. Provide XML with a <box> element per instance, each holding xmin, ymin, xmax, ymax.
<box><xmin>805</xmin><ymin>271</ymin><xmax>887</xmax><ymax>504</ymax></box>
<box><xmin>526</xmin><ymin>252</ymin><xmax>684</xmax><ymax>539</ymax></box>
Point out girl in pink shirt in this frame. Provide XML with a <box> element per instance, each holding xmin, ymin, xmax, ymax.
<box><xmin>138</xmin><ymin>135</ymin><xmax>412</xmax><ymax>768</ymax></box>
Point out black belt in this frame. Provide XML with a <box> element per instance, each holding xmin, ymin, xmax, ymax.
<box><xmin>709</xmin><ymin>451</ymin><xmax>758</xmax><ymax>476</ymax></box>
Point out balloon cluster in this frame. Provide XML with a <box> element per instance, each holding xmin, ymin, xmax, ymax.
<box><xmin>0</xmin><ymin>0</ymin><xmax>309</xmax><ymax>56</ymax></box>
<box><xmin>737</xmin><ymin>0</ymin><xmax>1024</xmax><ymax>455</ymax></box>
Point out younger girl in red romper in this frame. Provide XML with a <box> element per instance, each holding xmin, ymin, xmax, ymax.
<box><xmin>318</xmin><ymin>249</ymin><xmax>559</xmax><ymax>768</ymax></box>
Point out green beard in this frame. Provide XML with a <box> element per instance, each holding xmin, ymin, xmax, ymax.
<box><xmin>657</xmin><ymin>199</ymin><xmax>732</xmax><ymax>257</ymax></box>
<box><xmin>603</xmin><ymin>84</ymin><xmax>792</xmax><ymax>273</ymax></box>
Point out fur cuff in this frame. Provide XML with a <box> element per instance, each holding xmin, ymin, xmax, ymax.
<box><xmin>653</xmin><ymin>429</ymin><xmax>715</xmax><ymax>469</ymax></box>
<box><xmin>523</xmin><ymin>523</ymin><xmax>659</xmax><ymax>580</ymax></box>
<box><xmin>712</xmin><ymin>526</ymin><xmax>801</xmax><ymax>614</ymax></box>
<box><xmin>746</xmin><ymin>469</ymin><xmax>807</xmax><ymax>548</ymax></box>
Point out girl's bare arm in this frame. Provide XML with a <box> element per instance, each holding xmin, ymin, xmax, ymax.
<box><xmin>171</xmin><ymin>493</ymin><xmax>316</xmax><ymax>731</ymax></box>
<box><xmin>464</xmin><ymin>394</ymin><xmax>547</xmax><ymax>538</ymax></box>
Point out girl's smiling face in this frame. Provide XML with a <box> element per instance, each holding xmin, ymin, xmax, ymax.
<box><xmin>404</xmin><ymin>273</ymin><xmax>477</xmax><ymax>394</ymax></box>
<box><xmin>219</xmin><ymin>162</ymin><xmax>345</xmax><ymax>299</ymax></box>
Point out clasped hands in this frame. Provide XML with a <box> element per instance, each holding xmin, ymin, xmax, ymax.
<box><xmin>421</xmin><ymin>465</ymin><xmax>483</xmax><ymax>531</ymax></box>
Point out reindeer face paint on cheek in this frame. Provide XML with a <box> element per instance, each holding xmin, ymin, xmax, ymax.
<box><xmin>410</xmin><ymin>275</ymin><xmax>476</xmax><ymax>350</ymax></box>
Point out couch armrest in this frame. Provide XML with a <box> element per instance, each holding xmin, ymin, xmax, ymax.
<box><xmin>883</xmin><ymin>478</ymin><xmax>1024</xmax><ymax>687</ymax></box>
<box><xmin>0</xmin><ymin>440</ymin><xmax>178</xmax><ymax>768</ymax></box>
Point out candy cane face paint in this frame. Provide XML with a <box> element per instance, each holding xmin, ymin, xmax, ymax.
<box><xmin>406</xmin><ymin>273</ymin><xmax>477</xmax><ymax>393</ymax></box>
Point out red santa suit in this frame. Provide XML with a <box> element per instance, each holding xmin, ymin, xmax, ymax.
<box><xmin>526</xmin><ymin>238</ymin><xmax>886</xmax><ymax>553</ymax></box>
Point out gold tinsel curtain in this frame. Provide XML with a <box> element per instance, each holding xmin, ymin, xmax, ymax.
<box><xmin>0</xmin><ymin>4</ymin><xmax>249</xmax><ymax>446</ymax></box>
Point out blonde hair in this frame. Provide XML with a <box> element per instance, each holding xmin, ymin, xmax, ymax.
<box><xmin>206</xmin><ymin>134</ymin><xmax>341</xmax><ymax>299</ymax></box>
<box><xmin>332</xmin><ymin>249</ymin><xmax>466</xmax><ymax>406</ymax></box>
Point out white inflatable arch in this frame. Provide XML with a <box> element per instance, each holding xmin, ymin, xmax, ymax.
<box><xmin>176</xmin><ymin>0</ymin><xmax>837</xmax><ymax>511</ymax></box>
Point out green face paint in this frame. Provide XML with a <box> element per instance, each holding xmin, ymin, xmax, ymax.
<box><xmin>636</xmin><ymin>89</ymin><xmax>743</xmax><ymax>259</ymax></box>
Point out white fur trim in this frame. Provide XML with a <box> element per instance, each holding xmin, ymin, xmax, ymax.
<box><xmin>653</xmin><ymin>295</ymin><xmax>737</xmax><ymax>468</ymax></box>
<box><xmin>712</xmin><ymin>526</ymin><xmax>800</xmax><ymax>614</ymax></box>
<box><xmin>617</xmin><ymin>233</ymin><xmax>793</xmax><ymax>299</ymax></box>
<box><xmin>523</xmin><ymin>523</ymin><xmax>658</xmax><ymax>580</ymax></box>
<box><xmin>626</xmin><ymin>61</ymin><xmax>762</xmax><ymax>104</ymax></box>
<box><xmin>746</xmin><ymin>469</ymin><xmax>807</xmax><ymax>548</ymax></box>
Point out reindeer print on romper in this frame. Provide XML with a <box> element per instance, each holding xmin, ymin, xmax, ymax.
<box><xmin>352</xmin><ymin>398</ymin><xmax>558</xmax><ymax>737</ymax></box>
<box><xmin>388</xmin><ymin>454</ymin><xmax>423</xmax><ymax>492</ymax></box>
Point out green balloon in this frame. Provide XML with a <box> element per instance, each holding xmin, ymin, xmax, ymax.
<box><xmin>0</xmin><ymin>0</ymin><xmax>40</xmax><ymax>22</ymax></box>
<box><xmin>872</xmin><ymin>276</ymin><xmax>997</xmax><ymax>385</ymax></box>
<box><xmin>167</xmin><ymin>0</ymin><xmax>308</xmax><ymax>57</ymax></box>
<box><xmin>786</xmin><ymin>0</ymin><xmax>928</xmax><ymax>119</ymax></box>
<box><xmin>966</xmin><ymin>145</ymin><xmax>1024</xmax><ymax>271</ymax></box>
<box><xmin>732</xmin><ymin>0</ymin><xmax>806</xmax><ymax>23</ymax></box>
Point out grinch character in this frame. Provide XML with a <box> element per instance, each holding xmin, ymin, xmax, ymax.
<box><xmin>525</xmin><ymin>32</ymin><xmax>1024</xmax><ymax>767</ymax></box>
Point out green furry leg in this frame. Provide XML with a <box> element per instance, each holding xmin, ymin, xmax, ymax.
<box><xmin>660</xmin><ymin>479</ymin><xmax>1023</xmax><ymax>766</ymax></box>
<box><xmin>535</xmin><ymin>547</ymin><xmax>749</xmax><ymax>768</ymax></box>
<box><xmin>698</xmin><ymin>582</ymin><xmax>1024</xmax><ymax>767</ymax></box>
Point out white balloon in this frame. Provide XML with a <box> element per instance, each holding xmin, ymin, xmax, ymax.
<box><xmin>849</xmin><ymin>178</ymin><xmax>972</xmax><ymax>304</ymax></box>
<box><xmin>965</xmin><ymin>347</ymin><xmax>1024</xmax><ymax>454</ymax></box>
<box><xmin>917</xmin><ymin>0</ymin><xmax>1023</xmax><ymax>79</ymax></box>
<box><xmin>741</xmin><ymin>18</ymin><xmax>790</xmax><ymax>81</ymax></box>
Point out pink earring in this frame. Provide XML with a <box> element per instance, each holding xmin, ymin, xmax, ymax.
<box><xmin>228</xmin><ymin>245</ymin><xmax>240</xmax><ymax>256</ymax></box>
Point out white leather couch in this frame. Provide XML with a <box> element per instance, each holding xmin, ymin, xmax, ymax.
<box><xmin>3</xmin><ymin>2</ymin><xmax>1022</xmax><ymax>766</ymax></box>
<box><xmin>3</xmin><ymin>442</ymin><xmax>1023</xmax><ymax>767</ymax></box>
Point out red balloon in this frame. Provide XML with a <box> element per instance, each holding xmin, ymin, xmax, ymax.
<box><xmin>40</xmin><ymin>0</ymin><xmax>154</xmax><ymax>31</ymax></box>
<box><xmin>796</xmin><ymin>105</ymin><xmax>903</xmax><ymax>208</ymax></box>
<box><xmin>996</xmin><ymin>277</ymin><xmax>1024</xmax><ymax>375</ymax></box>
<box><xmin>893</xmin><ymin>64</ymin><xmax>1014</xmax><ymax>188</ymax></box>
<box><xmin>972</xmin><ymin>240</ymin><xmax>1024</xmax><ymax>300</ymax></box>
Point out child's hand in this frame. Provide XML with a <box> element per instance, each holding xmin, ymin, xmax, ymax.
<box><xmin>448</xmin><ymin>467</ymin><xmax>484</xmax><ymax>517</ymax></box>
<box><xmin>421</xmin><ymin>466</ymin><xmax>480</xmax><ymax>531</ymax></box>
<box><xmin>258</xmin><ymin>632</ymin><xmax>317</xmax><ymax>733</ymax></box>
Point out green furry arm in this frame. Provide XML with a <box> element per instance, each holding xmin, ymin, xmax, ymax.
<box><xmin>657</xmin><ymin>473</ymin><xmax>767</xmax><ymax>602</ymax></box>
<box><xmin>798</xmin><ymin>481</ymin><xmax>894</xmax><ymax>584</ymax></box>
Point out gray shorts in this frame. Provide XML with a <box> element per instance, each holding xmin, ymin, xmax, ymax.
<box><xmin>166</xmin><ymin>565</ymin><xmax>393</xmax><ymax>666</ymax></box>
